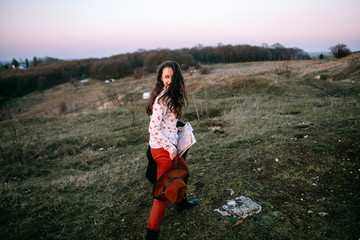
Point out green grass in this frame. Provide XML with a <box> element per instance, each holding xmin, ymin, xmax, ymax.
<box><xmin>1</xmin><ymin>55</ymin><xmax>360</xmax><ymax>239</ymax></box>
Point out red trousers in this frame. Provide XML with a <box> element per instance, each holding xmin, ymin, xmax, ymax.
<box><xmin>147</xmin><ymin>148</ymin><xmax>188</xmax><ymax>231</ymax></box>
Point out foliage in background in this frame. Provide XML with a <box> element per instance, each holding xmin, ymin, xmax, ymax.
<box><xmin>0</xmin><ymin>44</ymin><xmax>310</xmax><ymax>105</ymax></box>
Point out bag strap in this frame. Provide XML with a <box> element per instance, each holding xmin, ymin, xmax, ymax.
<box><xmin>171</xmin><ymin>157</ymin><xmax>176</xmax><ymax>168</ymax></box>
<box><xmin>162</xmin><ymin>177</ymin><xmax>181</xmax><ymax>194</ymax></box>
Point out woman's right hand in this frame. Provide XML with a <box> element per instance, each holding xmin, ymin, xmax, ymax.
<box><xmin>170</xmin><ymin>150</ymin><xmax>177</xmax><ymax>160</ymax></box>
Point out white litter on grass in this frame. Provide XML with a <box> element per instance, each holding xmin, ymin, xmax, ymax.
<box><xmin>318</xmin><ymin>212</ymin><xmax>329</xmax><ymax>217</ymax></box>
<box><xmin>228</xmin><ymin>189</ymin><xmax>235</xmax><ymax>196</ymax></box>
<box><xmin>214</xmin><ymin>196</ymin><xmax>262</xmax><ymax>219</ymax></box>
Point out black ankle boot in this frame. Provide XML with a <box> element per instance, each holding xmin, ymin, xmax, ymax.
<box><xmin>145</xmin><ymin>229</ymin><xmax>159</xmax><ymax>240</ymax></box>
<box><xmin>175</xmin><ymin>194</ymin><xmax>198</xmax><ymax>213</ymax></box>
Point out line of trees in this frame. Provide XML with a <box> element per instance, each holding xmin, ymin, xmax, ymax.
<box><xmin>0</xmin><ymin>43</ymin><xmax>310</xmax><ymax>105</ymax></box>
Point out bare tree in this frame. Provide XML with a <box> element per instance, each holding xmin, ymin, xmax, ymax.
<box><xmin>330</xmin><ymin>43</ymin><xmax>351</xmax><ymax>59</ymax></box>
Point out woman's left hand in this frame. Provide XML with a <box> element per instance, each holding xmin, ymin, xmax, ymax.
<box><xmin>170</xmin><ymin>150</ymin><xmax>177</xmax><ymax>160</ymax></box>
<box><xmin>177</xmin><ymin>127</ymin><xmax>183</xmax><ymax>134</ymax></box>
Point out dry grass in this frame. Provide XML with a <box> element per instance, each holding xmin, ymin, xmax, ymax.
<box><xmin>8</xmin><ymin>54</ymin><xmax>359</xmax><ymax>119</ymax></box>
<box><xmin>1</xmin><ymin>55</ymin><xmax>360</xmax><ymax>239</ymax></box>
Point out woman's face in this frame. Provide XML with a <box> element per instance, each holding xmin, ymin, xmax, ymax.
<box><xmin>161</xmin><ymin>67</ymin><xmax>173</xmax><ymax>88</ymax></box>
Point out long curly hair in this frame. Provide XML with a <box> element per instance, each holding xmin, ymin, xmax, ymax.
<box><xmin>146</xmin><ymin>61</ymin><xmax>188</xmax><ymax>118</ymax></box>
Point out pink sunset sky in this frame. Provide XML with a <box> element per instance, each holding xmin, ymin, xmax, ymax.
<box><xmin>0</xmin><ymin>0</ymin><xmax>359</xmax><ymax>61</ymax></box>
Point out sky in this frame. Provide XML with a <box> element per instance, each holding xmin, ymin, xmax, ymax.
<box><xmin>0</xmin><ymin>0</ymin><xmax>359</xmax><ymax>61</ymax></box>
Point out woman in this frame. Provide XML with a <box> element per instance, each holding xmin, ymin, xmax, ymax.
<box><xmin>145</xmin><ymin>61</ymin><xmax>197</xmax><ymax>239</ymax></box>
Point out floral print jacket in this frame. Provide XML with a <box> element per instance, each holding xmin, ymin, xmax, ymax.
<box><xmin>148</xmin><ymin>88</ymin><xmax>178</xmax><ymax>155</ymax></box>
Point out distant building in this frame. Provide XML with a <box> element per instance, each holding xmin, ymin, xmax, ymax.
<box><xmin>12</xmin><ymin>59</ymin><xmax>27</xmax><ymax>70</ymax></box>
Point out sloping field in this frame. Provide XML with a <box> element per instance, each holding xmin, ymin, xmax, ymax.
<box><xmin>1</xmin><ymin>55</ymin><xmax>359</xmax><ymax>239</ymax></box>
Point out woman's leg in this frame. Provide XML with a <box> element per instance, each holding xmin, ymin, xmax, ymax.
<box><xmin>147</xmin><ymin>148</ymin><xmax>173</xmax><ymax>231</ymax></box>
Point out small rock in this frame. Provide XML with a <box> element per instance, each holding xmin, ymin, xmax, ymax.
<box><xmin>318</xmin><ymin>212</ymin><xmax>329</xmax><ymax>217</ymax></box>
<box><xmin>294</xmin><ymin>122</ymin><xmax>313</xmax><ymax>129</ymax></box>
<box><xmin>208</xmin><ymin>125</ymin><xmax>221</xmax><ymax>130</ymax></box>
<box><xmin>143</xmin><ymin>92</ymin><xmax>151</xmax><ymax>99</ymax></box>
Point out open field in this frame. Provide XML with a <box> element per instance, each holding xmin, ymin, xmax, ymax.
<box><xmin>1</xmin><ymin>54</ymin><xmax>360</xmax><ymax>239</ymax></box>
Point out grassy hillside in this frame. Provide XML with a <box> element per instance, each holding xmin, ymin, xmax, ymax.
<box><xmin>1</xmin><ymin>54</ymin><xmax>360</xmax><ymax>239</ymax></box>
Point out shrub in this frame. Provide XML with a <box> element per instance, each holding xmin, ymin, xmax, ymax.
<box><xmin>59</xmin><ymin>102</ymin><xmax>68</xmax><ymax>115</ymax></box>
<box><xmin>0</xmin><ymin>111</ymin><xmax>43</xmax><ymax>163</ymax></box>
<box><xmin>122</xmin><ymin>92</ymin><xmax>139</xmax><ymax>126</ymax></box>
<box><xmin>330</xmin><ymin>43</ymin><xmax>351</xmax><ymax>59</ymax></box>
<box><xmin>274</xmin><ymin>61</ymin><xmax>293</xmax><ymax>78</ymax></box>
<box><xmin>200</xmin><ymin>66</ymin><xmax>210</xmax><ymax>75</ymax></box>
<box><xmin>103</xmin><ymin>86</ymin><xmax>121</xmax><ymax>107</ymax></box>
